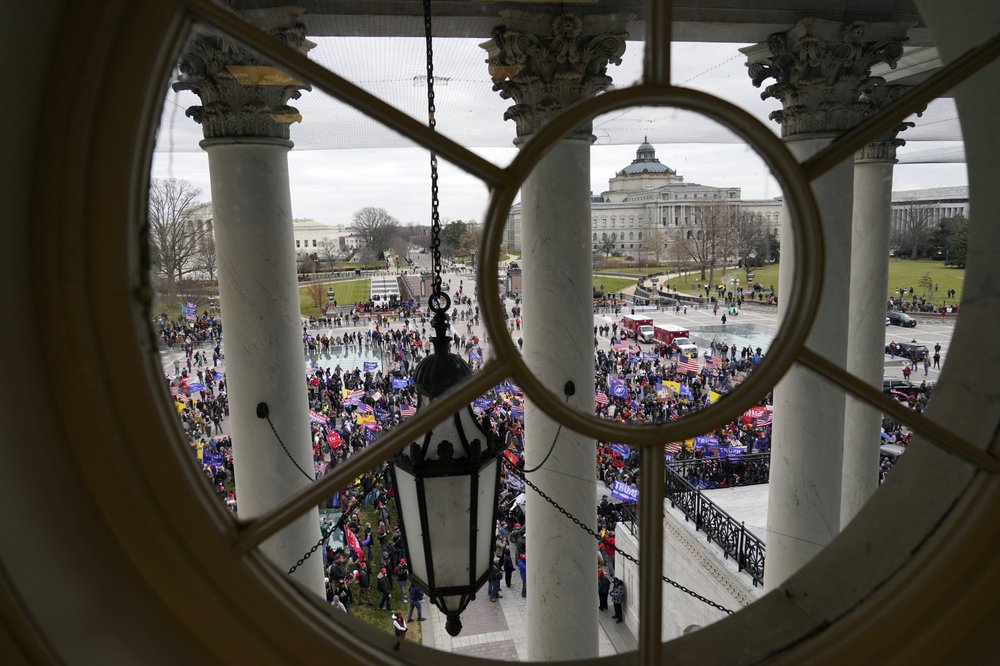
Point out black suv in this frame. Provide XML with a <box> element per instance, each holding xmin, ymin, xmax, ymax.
<box><xmin>886</xmin><ymin>341</ymin><xmax>930</xmax><ymax>361</ymax></box>
<box><xmin>883</xmin><ymin>378</ymin><xmax>920</xmax><ymax>396</ymax></box>
<box><xmin>886</xmin><ymin>310</ymin><xmax>917</xmax><ymax>327</ymax></box>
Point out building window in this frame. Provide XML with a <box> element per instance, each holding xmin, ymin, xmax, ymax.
<box><xmin>312</xmin><ymin>240</ymin><xmax>317</xmax><ymax>247</ymax></box>
<box><xmin>295</xmin><ymin>240</ymin><xmax>300</xmax><ymax>248</ymax></box>
<box><xmin>638</xmin><ymin>232</ymin><xmax>643</xmax><ymax>240</ymax></box>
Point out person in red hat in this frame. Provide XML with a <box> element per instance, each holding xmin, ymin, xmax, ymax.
<box><xmin>598</xmin><ymin>569</ymin><xmax>611</xmax><ymax>611</ymax></box>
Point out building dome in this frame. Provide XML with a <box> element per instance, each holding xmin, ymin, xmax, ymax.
<box><xmin>617</xmin><ymin>137</ymin><xmax>675</xmax><ymax>176</ymax></box>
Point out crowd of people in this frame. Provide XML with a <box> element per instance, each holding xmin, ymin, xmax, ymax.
<box><xmin>162</xmin><ymin>270</ymin><xmax>927</xmax><ymax>636</ymax></box>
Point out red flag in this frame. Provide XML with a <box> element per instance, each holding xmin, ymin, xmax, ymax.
<box><xmin>326</xmin><ymin>431</ymin><xmax>342</xmax><ymax>449</ymax></box>
<box><xmin>344</xmin><ymin>526</ymin><xmax>363</xmax><ymax>561</ymax></box>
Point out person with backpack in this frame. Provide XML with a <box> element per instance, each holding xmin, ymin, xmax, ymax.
<box><xmin>395</xmin><ymin>557</ymin><xmax>409</xmax><ymax>598</ymax></box>
<box><xmin>377</xmin><ymin>567</ymin><xmax>392</xmax><ymax>611</ymax></box>
<box><xmin>407</xmin><ymin>583</ymin><xmax>425</xmax><ymax>622</ymax></box>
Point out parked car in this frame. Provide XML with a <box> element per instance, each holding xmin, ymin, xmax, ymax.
<box><xmin>883</xmin><ymin>378</ymin><xmax>920</xmax><ymax>396</ymax></box>
<box><xmin>887</xmin><ymin>341</ymin><xmax>930</xmax><ymax>362</ymax></box>
<box><xmin>887</xmin><ymin>310</ymin><xmax>917</xmax><ymax>327</ymax></box>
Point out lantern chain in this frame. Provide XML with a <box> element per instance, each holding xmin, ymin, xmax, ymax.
<box><xmin>423</xmin><ymin>0</ymin><xmax>442</xmax><ymax>296</ymax></box>
<box><xmin>501</xmin><ymin>457</ymin><xmax>734</xmax><ymax>615</ymax></box>
<box><xmin>288</xmin><ymin>532</ymin><xmax>328</xmax><ymax>575</ymax></box>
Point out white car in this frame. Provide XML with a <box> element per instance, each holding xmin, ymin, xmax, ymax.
<box><xmin>673</xmin><ymin>337</ymin><xmax>698</xmax><ymax>356</ymax></box>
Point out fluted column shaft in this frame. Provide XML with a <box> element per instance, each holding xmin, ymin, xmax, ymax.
<box><xmin>742</xmin><ymin>18</ymin><xmax>909</xmax><ymax>590</ymax></box>
<box><xmin>483</xmin><ymin>10</ymin><xmax>627</xmax><ymax>660</ymax></box>
<box><xmin>174</xmin><ymin>8</ymin><xmax>323</xmax><ymax>593</ymax></box>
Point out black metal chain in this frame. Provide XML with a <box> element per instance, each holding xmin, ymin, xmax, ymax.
<box><xmin>288</xmin><ymin>530</ymin><xmax>329</xmax><ymax>575</ymax></box>
<box><xmin>263</xmin><ymin>413</ymin><xmax>316</xmax><ymax>482</ymax></box>
<box><xmin>423</xmin><ymin>0</ymin><xmax>442</xmax><ymax>295</ymax></box>
<box><xmin>502</xmin><ymin>457</ymin><xmax>734</xmax><ymax>615</ymax></box>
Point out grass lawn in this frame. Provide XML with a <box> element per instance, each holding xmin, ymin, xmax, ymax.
<box><xmin>595</xmin><ymin>264</ymin><xmax>682</xmax><ymax>277</ymax></box>
<box><xmin>337</xmin><ymin>501</ymin><xmax>423</xmax><ymax>644</ymax></box>
<box><xmin>299</xmin><ymin>279</ymin><xmax>371</xmax><ymax>317</ymax></box>
<box><xmin>663</xmin><ymin>259</ymin><xmax>964</xmax><ymax>303</ymax></box>
<box><xmin>594</xmin><ymin>276</ymin><xmax>635</xmax><ymax>294</ymax></box>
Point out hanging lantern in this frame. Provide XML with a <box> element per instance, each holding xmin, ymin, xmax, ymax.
<box><xmin>389</xmin><ymin>293</ymin><xmax>502</xmax><ymax>636</ymax></box>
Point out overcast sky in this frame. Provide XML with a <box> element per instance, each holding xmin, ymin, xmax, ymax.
<box><xmin>152</xmin><ymin>37</ymin><xmax>967</xmax><ymax>227</ymax></box>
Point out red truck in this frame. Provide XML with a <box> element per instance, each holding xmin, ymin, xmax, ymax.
<box><xmin>621</xmin><ymin>315</ymin><xmax>654</xmax><ymax>342</ymax></box>
<box><xmin>652</xmin><ymin>324</ymin><xmax>698</xmax><ymax>356</ymax></box>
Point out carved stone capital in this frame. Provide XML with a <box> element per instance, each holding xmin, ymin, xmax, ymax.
<box><xmin>173</xmin><ymin>7</ymin><xmax>314</xmax><ymax>141</ymax></box>
<box><xmin>741</xmin><ymin>18</ymin><xmax>909</xmax><ymax>138</ymax></box>
<box><xmin>855</xmin><ymin>84</ymin><xmax>921</xmax><ymax>162</ymax></box>
<box><xmin>481</xmin><ymin>10</ymin><xmax>629</xmax><ymax>138</ymax></box>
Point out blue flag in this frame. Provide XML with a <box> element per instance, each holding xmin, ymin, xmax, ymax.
<box><xmin>363</xmin><ymin>361</ymin><xmax>378</xmax><ymax>372</ymax></box>
<box><xmin>608</xmin><ymin>375</ymin><xmax>628</xmax><ymax>399</ymax></box>
<box><xmin>391</xmin><ymin>377</ymin><xmax>408</xmax><ymax>390</ymax></box>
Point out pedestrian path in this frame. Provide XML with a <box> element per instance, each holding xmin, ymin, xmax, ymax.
<box><xmin>421</xmin><ymin>570</ymin><xmax>637</xmax><ymax>659</ymax></box>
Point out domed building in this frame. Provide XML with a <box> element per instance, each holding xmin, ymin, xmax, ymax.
<box><xmin>504</xmin><ymin>140</ymin><xmax>782</xmax><ymax>257</ymax></box>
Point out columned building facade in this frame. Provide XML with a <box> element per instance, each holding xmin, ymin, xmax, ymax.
<box><xmin>504</xmin><ymin>140</ymin><xmax>783</xmax><ymax>256</ymax></box>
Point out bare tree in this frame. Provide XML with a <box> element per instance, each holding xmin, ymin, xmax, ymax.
<box><xmin>306</xmin><ymin>281</ymin><xmax>326</xmax><ymax>309</ymax></box>
<box><xmin>194</xmin><ymin>233</ymin><xmax>218</xmax><ymax>282</ymax></box>
<box><xmin>678</xmin><ymin>203</ymin><xmax>733</xmax><ymax>286</ymax></box>
<box><xmin>638</xmin><ymin>229</ymin><xmax>669</xmax><ymax>265</ymax></box>
<box><xmin>352</xmin><ymin>207</ymin><xmax>400</xmax><ymax>258</ymax></box>
<box><xmin>318</xmin><ymin>238</ymin><xmax>340</xmax><ymax>269</ymax></box>
<box><xmin>728</xmin><ymin>209</ymin><xmax>770</xmax><ymax>281</ymax></box>
<box><xmin>594</xmin><ymin>236</ymin><xmax>616</xmax><ymax>266</ymax></box>
<box><xmin>895</xmin><ymin>204</ymin><xmax>936</xmax><ymax>259</ymax></box>
<box><xmin>147</xmin><ymin>178</ymin><xmax>207</xmax><ymax>294</ymax></box>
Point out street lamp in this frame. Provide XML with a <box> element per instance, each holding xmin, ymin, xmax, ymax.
<box><xmin>389</xmin><ymin>292</ymin><xmax>502</xmax><ymax>636</ymax></box>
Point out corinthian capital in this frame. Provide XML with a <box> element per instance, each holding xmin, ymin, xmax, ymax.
<box><xmin>173</xmin><ymin>7</ymin><xmax>314</xmax><ymax>141</ymax></box>
<box><xmin>481</xmin><ymin>10</ymin><xmax>629</xmax><ymax>138</ymax></box>
<box><xmin>855</xmin><ymin>84</ymin><xmax>921</xmax><ymax>162</ymax></box>
<box><xmin>741</xmin><ymin>18</ymin><xmax>910</xmax><ymax>138</ymax></box>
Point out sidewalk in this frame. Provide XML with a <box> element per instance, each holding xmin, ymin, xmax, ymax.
<box><xmin>421</xmin><ymin>571</ymin><xmax>637</xmax><ymax>659</ymax></box>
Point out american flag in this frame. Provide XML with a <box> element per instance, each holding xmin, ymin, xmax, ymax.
<box><xmin>677</xmin><ymin>357</ymin><xmax>699</xmax><ymax>374</ymax></box>
<box><xmin>400</xmin><ymin>404</ymin><xmax>417</xmax><ymax>417</ymax></box>
<box><xmin>361</xmin><ymin>403</ymin><xmax>373</xmax><ymax>413</ymax></box>
<box><xmin>704</xmin><ymin>355</ymin><xmax>721</xmax><ymax>367</ymax></box>
<box><xmin>595</xmin><ymin>392</ymin><xmax>609</xmax><ymax>406</ymax></box>
<box><xmin>613</xmin><ymin>340</ymin><xmax>630</xmax><ymax>352</ymax></box>
<box><xmin>757</xmin><ymin>414</ymin><xmax>773</xmax><ymax>427</ymax></box>
<box><xmin>664</xmin><ymin>442</ymin><xmax>681</xmax><ymax>454</ymax></box>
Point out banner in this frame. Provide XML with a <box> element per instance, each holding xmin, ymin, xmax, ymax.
<box><xmin>720</xmin><ymin>445</ymin><xmax>744</xmax><ymax>458</ymax></box>
<box><xmin>694</xmin><ymin>435</ymin><xmax>718</xmax><ymax>448</ymax></box>
<box><xmin>202</xmin><ymin>450</ymin><xmax>224</xmax><ymax>468</ymax></box>
<box><xmin>642</xmin><ymin>352</ymin><xmax>658</xmax><ymax>360</ymax></box>
<box><xmin>344</xmin><ymin>525</ymin><xmax>364</xmax><ymax>560</ymax></box>
<box><xmin>187</xmin><ymin>382</ymin><xmax>204</xmax><ymax>394</ymax></box>
<box><xmin>363</xmin><ymin>361</ymin><xmax>379</xmax><ymax>372</ymax></box>
<box><xmin>611</xmin><ymin>479</ymin><xmax>639</xmax><ymax>503</ymax></box>
<box><xmin>679</xmin><ymin>384</ymin><xmax>693</xmax><ymax>400</ymax></box>
<box><xmin>308</xmin><ymin>410</ymin><xmax>329</xmax><ymax>426</ymax></box>
<box><xmin>391</xmin><ymin>377</ymin><xmax>408</xmax><ymax>390</ymax></box>
<box><xmin>473</xmin><ymin>397</ymin><xmax>494</xmax><ymax>411</ymax></box>
<box><xmin>608</xmin><ymin>375</ymin><xmax>628</xmax><ymax>399</ymax></box>
<box><xmin>364</xmin><ymin>427</ymin><xmax>378</xmax><ymax>442</ymax></box>
<box><xmin>610</xmin><ymin>443</ymin><xmax>631</xmax><ymax>459</ymax></box>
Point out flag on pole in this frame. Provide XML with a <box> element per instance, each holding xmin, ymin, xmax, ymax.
<box><xmin>608</xmin><ymin>375</ymin><xmax>628</xmax><ymax>399</ymax></box>
<box><xmin>595</xmin><ymin>391</ymin><xmax>609</xmax><ymax>406</ymax></box>
<box><xmin>308</xmin><ymin>410</ymin><xmax>329</xmax><ymax>426</ymax></box>
<box><xmin>400</xmin><ymin>404</ymin><xmax>417</xmax><ymax>417</ymax></box>
<box><xmin>345</xmin><ymin>526</ymin><xmax>364</xmax><ymax>560</ymax></box>
<box><xmin>677</xmin><ymin>357</ymin><xmax>699</xmax><ymax>374</ymax></box>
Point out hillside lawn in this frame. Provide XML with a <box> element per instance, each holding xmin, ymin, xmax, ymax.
<box><xmin>593</xmin><ymin>276</ymin><xmax>635</xmax><ymax>294</ymax></box>
<box><xmin>662</xmin><ymin>259</ymin><xmax>964</xmax><ymax>303</ymax></box>
<box><xmin>299</xmin><ymin>279</ymin><xmax>371</xmax><ymax>317</ymax></box>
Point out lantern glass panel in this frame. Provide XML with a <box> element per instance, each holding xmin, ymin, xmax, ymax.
<box><xmin>476</xmin><ymin>458</ymin><xmax>499</xmax><ymax>582</ymax></box>
<box><xmin>393</xmin><ymin>467</ymin><xmax>428</xmax><ymax>585</ymax></box>
<box><xmin>424</xmin><ymin>473</ymin><xmax>473</xmax><ymax>589</ymax></box>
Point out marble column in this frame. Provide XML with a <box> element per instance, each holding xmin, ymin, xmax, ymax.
<box><xmin>742</xmin><ymin>18</ymin><xmax>908</xmax><ymax>591</ymax></box>
<box><xmin>842</xmin><ymin>101</ymin><xmax>913</xmax><ymax>525</ymax></box>
<box><xmin>174</xmin><ymin>8</ymin><xmax>324</xmax><ymax>594</ymax></box>
<box><xmin>482</xmin><ymin>11</ymin><xmax>626</xmax><ymax>661</ymax></box>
